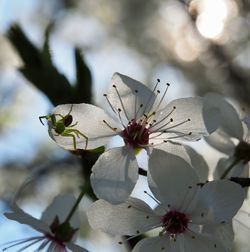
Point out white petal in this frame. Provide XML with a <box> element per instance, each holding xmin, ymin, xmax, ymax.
<box><xmin>183</xmin><ymin>231</ymin><xmax>227</xmax><ymax>252</ymax></box>
<box><xmin>214</xmin><ymin>157</ymin><xmax>248</xmax><ymax>179</ymax></box>
<box><xmin>66</xmin><ymin>242</ymin><xmax>89</xmax><ymax>252</ymax></box>
<box><xmin>205</xmin><ymin>93</ymin><xmax>243</xmax><ymax>139</ymax></box>
<box><xmin>154</xmin><ymin>141</ymin><xmax>191</xmax><ymax>163</ymax></box>
<box><xmin>132</xmin><ymin>236</ymin><xmax>172</xmax><ymax>252</ymax></box>
<box><xmin>87</xmin><ymin>198</ymin><xmax>160</xmax><ymax>236</ymax></box>
<box><xmin>108</xmin><ymin>73</ymin><xmax>156</xmax><ymax>122</ymax></box>
<box><xmin>49</xmin><ymin>103</ymin><xmax>119</xmax><ymax>150</ymax></box>
<box><xmin>191</xmin><ymin>180</ymin><xmax>245</xmax><ymax>224</ymax></box>
<box><xmin>152</xmin><ymin>97</ymin><xmax>220</xmax><ymax>141</ymax></box>
<box><xmin>41</xmin><ymin>194</ymin><xmax>80</xmax><ymax>229</ymax></box>
<box><xmin>155</xmin><ymin>142</ymin><xmax>208</xmax><ymax>182</ymax></box>
<box><xmin>204</xmin><ymin>128</ymin><xmax>236</xmax><ymax>155</ymax></box>
<box><xmin>202</xmin><ymin>223</ymin><xmax>234</xmax><ymax>250</ymax></box>
<box><xmin>90</xmin><ymin>146</ymin><xmax>139</xmax><ymax>204</ymax></box>
<box><xmin>4</xmin><ymin>203</ymin><xmax>51</xmax><ymax>234</ymax></box>
<box><xmin>184</xmin><ymin>145</ymin><xmax>209</xmax><ymax>182</ymax></box>
<box><xmin>148</xmin><ymin>149</ymin><xmax>199</xmax><ymax>211</ymax></box>
<box><xmin>243</xmin><ymin>117</ymin><xmax>250</xmax><ymax>132</ymax></box>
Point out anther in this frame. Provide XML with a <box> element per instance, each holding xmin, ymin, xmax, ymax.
<box><xmin>103</xmin><ymin>120</ymin><xmax>117</xmax><ymax>131</ymax></box>
<box><xmin>112</xmin><ymin>85</ymin><xmax>116</xmax><ymax>88</ymax></box>
<box><xmin>157</xmin><ymin>78</ymin><xmax>160</xmax><ymax>82</ymax></box>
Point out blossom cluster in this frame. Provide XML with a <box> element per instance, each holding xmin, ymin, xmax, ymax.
<box><xmin>4</xmin><ymin>73</ymin><xmax>250</xmax><ymax>251</ymax></box>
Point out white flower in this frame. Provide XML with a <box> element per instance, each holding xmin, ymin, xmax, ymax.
<box><xmin>205</xmin><ymin>94</ymin><xmax>250</xmax><ymax>178</ymax></box>
<box><xmin>87</xmin><ymin>149</ymin><xmax>245</xmax><ymax>252</ymax></box>
<box><xmin>50</xmin><ymin>73</ymin><xmax>219</xmax><ymax>203</ymax></box>
<box><xmin>4</xmin><ymin>194</ymin><xmax>88</xmax><ymax>252</ymax></box>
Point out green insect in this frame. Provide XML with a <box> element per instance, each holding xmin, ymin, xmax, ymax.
<box><xmin>39</xmin><ymin>105</ymin><xmax>88</xmax><ymax>150</ymax></box>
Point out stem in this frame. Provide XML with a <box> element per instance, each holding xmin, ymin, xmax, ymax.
<box><xmin>138</xmin><ymin>167</ymin><xmax>147</xmax><ymax>176</ymax></box>
<box><xmin>220</xmin><ymin>158</ymin><xmax>241</xmax><ymax>179</ymax></box>
<box><xmin>64</xmin><ymin>189</ymin><xmax>85</xmax><ymax>224</ymax></box>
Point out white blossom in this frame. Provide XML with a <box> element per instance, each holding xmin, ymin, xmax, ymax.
<box><xmin>205</xmin><ymin>94</ymin><xmax>250</xmax><ymax>178</ymax></box>
<box><xmin>4</xmin><ymin>194</ymin><xmax>88</xmax><ymax>252</ymax></box>
<box><xmin>49</xmin><ymin>73</ymin><xmax>219</xmax><ymax>203</ymax></box>
<box><xmin>87</xmin><ymin>149</ymin><xmax>245</xmax><ymax>252</ymax></box>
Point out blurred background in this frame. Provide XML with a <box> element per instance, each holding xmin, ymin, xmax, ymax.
<box><xmin>0</xmin><ymin>0</ymin><xmax>250</xmax><ymax>251</ymax></box>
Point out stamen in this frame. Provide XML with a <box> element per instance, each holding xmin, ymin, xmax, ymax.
<box><xmin>135</xmin><ymin>103</ymin><xmax>144</xmax><ymax>120</ymax></box>
<box><xmin>154</xmin><ymin>83</ymin><xmax>170</xmax><ymax>112</ymax></box>
<box><xmin>134</xmin><ymin>89</ymin><xmax>138</xmax><ymax>119</ymax></box>
<box><xmin>144</xmin><ymin>190</ymin><xmax>161</xmax><ymax>205</ymax></box>
<box><xmin>103</xmin><ymin>94</ymin><xmax>117</xmax><ymax>115</ymax></box>
<box><xmin>2</xmin><ymin>236</ymin><xmax>44</xmax><ymax>251</ymax></box>
<box><xmin>102</xmin><ymin>120</ymin><xmax>118</xmax><ymax>131</ymax></box>
<box><xmin>34</xmin><ymin>239</ymin><xmax>50</xmax><ymax>251</ymax></box>
<box><xmin>112</xmin><ymin>85</ymin><xmax>129</xmax><ymax>122</ymax></box>
<box><xmin>150</xmin><ymin>118</ymin><xmax>173</xmax><ymax>132</ymax></box>
<box><xmin>118</xmin><ymin>108</ymin><xmax>127</xmax><ymax>128</ymax></box>
<box><xmin>163</xmin><ymin>118</ymin><xmax>191</xmax><ymax>131</ymax></box>
<box><xmin>143</xmin><ymin>78</ymin><xmax>160</xmax><ymax>115</ymax></box>
<box><xmin>149</xmin><ymin>106</ymin><xmax>176</xmax><ymax>130</ymax></box>
<box><xmin>165</xmin><ymin>132</ymin><xmax>192</xmax><ymax>140</ymax></box>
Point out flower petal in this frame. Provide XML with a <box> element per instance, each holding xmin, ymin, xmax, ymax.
<box><xmin>184</xmin><ymin>145</ymin><xmax>209</xmax><ymax>182</ymax></box>
<box><xmin>148</xmin><ymin>149</ymin><xmax>199</xmax><ymax>211</ymax></box>
<box><xmin>183</xmin><ymin>231</ymin><xmax>227</xmax><ymax>252</ymax></box>
<box><xmin>108</xmin><ymin>73</ymin><xmax>156</xmax><ymax>122</ymax></box>
<box><xmin>202</xmin><ymin>223</ymin><xmax>234</xmax><ymax>250</ymax></box>
<box><xmin>204</xmin><ymin>128</ymin><xmax>236</xmax><ymax>155</ymax></box>
<box><xmin>214</xmin><ymin>157</ymin><xmax>248</xmax><ymax>179</ymax></box>
<box><xmin>4</xmin><ymin>203</ymin><xmax>51</xmax><ymax>234</ymax></box>
<box><xmin>191</xmin><ymin>180</ymin><xmax>245</xmax><ymax>224</ymax></box>
<box><xmin>152</xmin><ymin>97</ymin><xmax>220</xmax><ymax>141</ymax></box>
<box><xmin>66</xmin><ymin>242</ymin><xmax>89</xmax><ymax>252</ymax></box>
<box><xmin>205</xmin><ymin>93</ymin><xmax>243</xmax><ymax>139</ymax></box>
<box><xmin>87</xmin><ymin>198</ymin><xmax>160</xmax><ymax>236</ymax></box>
<box><xmin>41</xmin><ymin>194</ymin><xmax>80</xmax><ymax>229</ymax></box>
<box><xmin>49</xmin><ymin>103</ymin><xmax>119</xmax><ymax>150</ymax></box>
<box><xmin>90</xmin><ymin>146</ymin><xmax>139</xmax><ymax>204</ymax></box>
<box><xmin>155</xmin><ymin>142</ymin><xmax>208</xmax><ymax>182</ymax></box>
<box><xmin>132</xmin><ymin>236</ymin><xmax>172</xmax><ymax>252</ymax></box>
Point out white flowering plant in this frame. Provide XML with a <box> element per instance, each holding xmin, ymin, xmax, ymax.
<box><xmin>4</xmin><ymin>73</ymin><xmax>250</xmax><ymax>252</ymax></box>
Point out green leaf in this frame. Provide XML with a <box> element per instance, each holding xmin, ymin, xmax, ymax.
<box><xmin>73</xmin><ymin>47</ymin><xmax>92</xmax><ymax>103</ymax></box>
<box><xmin>7</xmin><ymin>24</ymin><xmax>73</xmax><ymax>106</ymax></box>
<box><xmin>42</xmin><ymin>23</ymin><xmax>54</xmax><ymax>66</ymax></box>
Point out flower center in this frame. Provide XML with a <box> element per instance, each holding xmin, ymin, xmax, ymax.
<box><xmin>120</xmin><ymin>120</ymin><xmax>150</xmax><ymax>148</ymax></box>
<box><xmin>234</xmin><ymin>140</ymin><xmax>250</xmax><ymax>163</ymax></box>
<box><xmin>162</xmin><ymin>210</ymin><xmax>189</xmax><ymax>235</ymax></box>
<box><xmin>45</xmin><ymin>234</ymin><xmax>66</xmax><ymax>249</ymax></box>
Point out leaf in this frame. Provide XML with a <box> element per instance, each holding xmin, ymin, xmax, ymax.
<box><xmin>73</xmin><ymin>48</ymin><xmax>92</xmax><ymax>103</ymax></box>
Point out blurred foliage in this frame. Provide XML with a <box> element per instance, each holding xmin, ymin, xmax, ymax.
<box><xmin>1</xmin><ymin>0</ymin><xmax>250</xmax><ymax>250</ymax></box>
<box><xmin>7</xmin><ymin>24</ymin><xmax>92</xmax><ymax>106</ymax></box>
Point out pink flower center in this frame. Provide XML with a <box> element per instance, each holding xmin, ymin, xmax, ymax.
<box><xmin>45</xmin><ymin>234</ymin><xmax>66</xmax><ymax>249</ymax></box>
<box><xmin>120</xmin><ymin>120</ymin><xmax>150</xmax><ymax>148</ymax></box>
<box><xmin>162</xmin><ymin>210</ymin><xmax>189</xmax><ymax>234</ymax></box>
